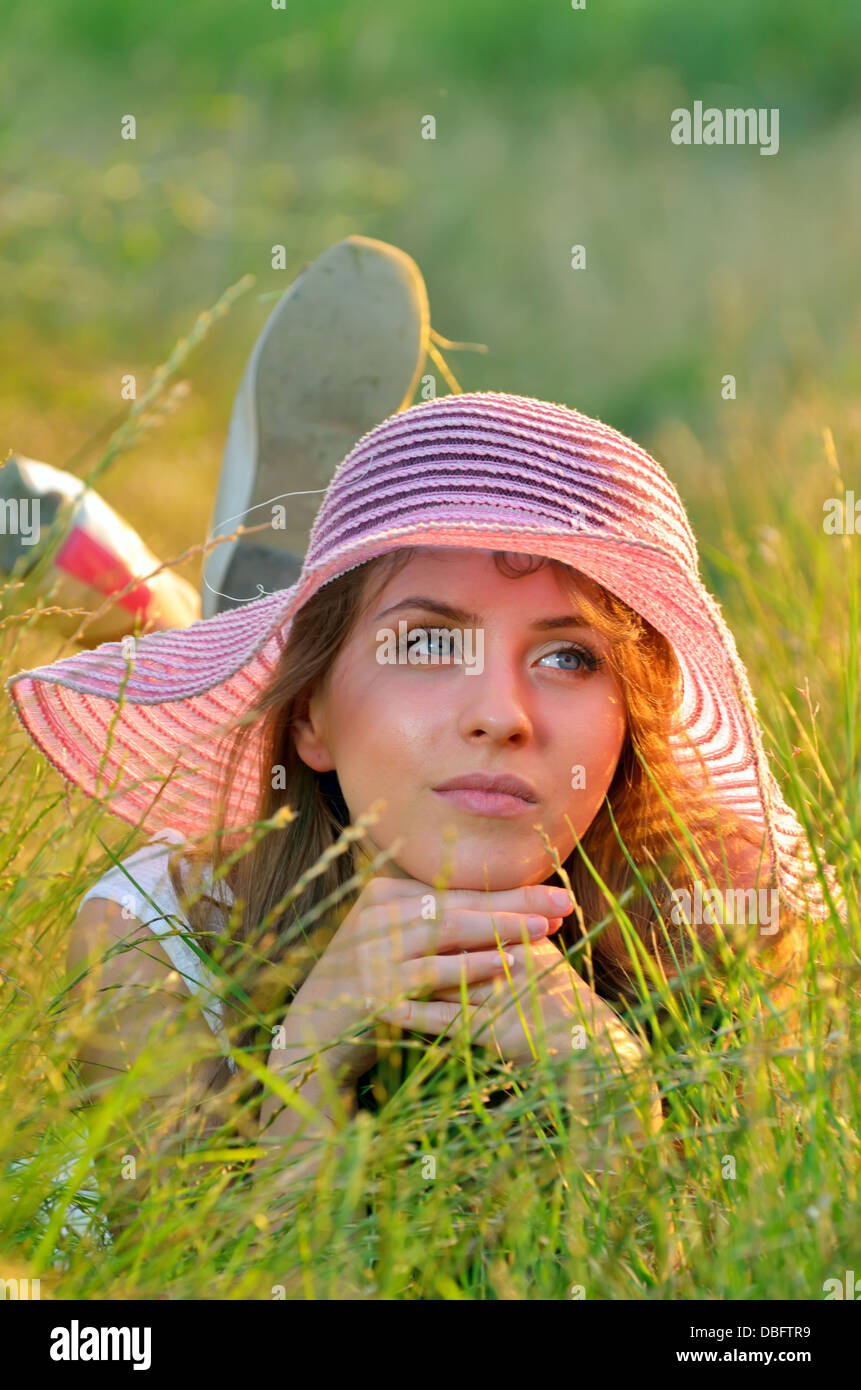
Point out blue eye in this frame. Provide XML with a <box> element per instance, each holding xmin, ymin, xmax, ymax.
<box><xmin>412</xmin><ymin>629</ymin><xmax>449</xmax><ymax>657</ymax></box>
<box><xmin>539</xmin><ymin>644</ymin><xmax>602</xmax><ymax>673</ymax></box>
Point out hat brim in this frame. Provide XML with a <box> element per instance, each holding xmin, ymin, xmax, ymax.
<box><xmin>6</xmin><ymin>523</ymin><xmax>830</xmax><ymax>921</ymax></box>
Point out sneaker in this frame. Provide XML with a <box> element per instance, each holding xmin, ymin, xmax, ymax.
<box><xmin>0</xmin><ymin>455</ymin><xmax>200</xmax><ymax>642</ymax></box>
<box><xmin>201</xmin><ymin>235</ymin><xmax>430</xmax><ymax>617</ymax></box>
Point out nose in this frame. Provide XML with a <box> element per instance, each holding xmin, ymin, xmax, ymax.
<box><xmin>454</xmin><ymin>658</ymin><xmax>534</xmax><ymax>745</ymax></box>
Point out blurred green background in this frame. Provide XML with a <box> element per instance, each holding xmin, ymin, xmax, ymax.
<box><xmin>2</xmin><ymin>0</ymin><xmax>859</xmax><ymax>586</ymax></box>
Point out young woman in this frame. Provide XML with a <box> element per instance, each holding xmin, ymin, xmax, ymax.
<box><xmin>8</xmin><ymin>390</ymin><xmax>830</xmax><ymax>1227</ymax></box>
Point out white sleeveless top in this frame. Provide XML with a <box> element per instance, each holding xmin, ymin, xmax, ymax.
<box><xmin>79</xmin><ymin>827</ymin><xmax>238</xmax><ymax>1075</ymax></box>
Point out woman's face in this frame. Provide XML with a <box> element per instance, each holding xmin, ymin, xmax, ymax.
<box><xmin>292</xmin><ymin>548</ymin><xmax>627</xmax><ymax>890</ymax></box>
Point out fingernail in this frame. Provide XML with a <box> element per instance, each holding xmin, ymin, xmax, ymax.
<box><xmin>549</xmin><ymin>889</ymin><xmax>571</xmax><ymax>910</ymax></box>
<box><xmin>547</xmin><ymin>917</ymin><xmax>564</xmax><ymax>932</ymax></box>
<box><xmin>527</xmin><ymin>916</ymin><xmax>549</xmax><ymax>937</ymax></box>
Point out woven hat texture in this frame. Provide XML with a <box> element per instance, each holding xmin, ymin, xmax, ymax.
<box><xmin>6</xmin><ymin>391</ymin><xmax>832</xmax><ymax>921</ymax></box>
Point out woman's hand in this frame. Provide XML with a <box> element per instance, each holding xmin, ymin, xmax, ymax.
<box><xmin>432</xmin><ymin>934</ymin><xmax>646</xmax><ymax>1072</ymax></box>
<box><xmin>279</xmin><ymin>876</ymin><xmax>573</xmax><ymax>1087</ymax></box>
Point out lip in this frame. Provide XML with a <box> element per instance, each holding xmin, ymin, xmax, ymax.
<box><xmin>432</xmin><ymin>772</ymin><xmax>539</xmax><ymax>819</ymax></box>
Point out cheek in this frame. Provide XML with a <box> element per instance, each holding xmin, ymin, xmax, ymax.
<box><xmin>326</xmin><ymin>668</ymin><xmax>437</xmax><ymax>782</ymax></box>
<box><xmin>565</xmin><ymin>684</ymin><xmax>627</xmax><ymax>792</ymax></box>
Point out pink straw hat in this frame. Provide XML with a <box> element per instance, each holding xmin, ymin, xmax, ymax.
<box><xmin>7</xmin><ymin>391</ymin><xmax>833</xmax><ymax>922</ymax></box>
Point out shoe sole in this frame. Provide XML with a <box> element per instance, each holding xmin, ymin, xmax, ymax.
<box><xmin>202</xmin><ymin>236</ymin><xmax>429</xmax><ymax>614</ymax></box>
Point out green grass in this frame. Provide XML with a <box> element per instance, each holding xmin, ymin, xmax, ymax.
<box><xmin>1</xmin><ymin>0</ymin><xmax>859</xmax><ymax>1301</ymax></box>
<box><xmin>0</xmin><ymin>291</ymin><xmax>858</xmax><ymax>1298</ymax></box>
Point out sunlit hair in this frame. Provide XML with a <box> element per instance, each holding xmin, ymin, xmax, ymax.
<box><xmin>169</xmin><ymin>548</ymin><xmax>802</xmax><ymax>1083</ymax></box>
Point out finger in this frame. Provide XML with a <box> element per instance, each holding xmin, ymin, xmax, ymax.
<box><xmin>432</xmin><ymin>883</ymin><xmax>573</xmax><ymax>919</ymax></box>
<box><xmin>359</xmin><ymin>876</ymin><xmax>573</xmax><ymax>920</ymax></box>
<box><xmin>395</xmin><ymin>909</ymin><xmax>565</xmax><ymax>959</ymax></box>
<box><xmin>433</xmin><ymin>962</ymin><xmax>550</xmax><ymax>1009</ymax></box>
<box><xmin>403</xmin><ymin>949</ymin><xmax>514</xmax><ymax>995</ymax></box>
<box><xmin>340</xmin><ymin>897</ymin><xmax>434</xmax><ymax>956</ymax></box>
<box><xmin>433</xmin><ymin>982</ymin><xmax>499</xmax><ymax>1005</ymax></box>
<box><xmin>376</xmin><ymin>999</ymin><xmax>481</xmax><ymax>1036</ymax></box>
<box><xmin>341</xmin><ymin>879</ymin><xmax>443</xmax><ymax>949</ymax></box>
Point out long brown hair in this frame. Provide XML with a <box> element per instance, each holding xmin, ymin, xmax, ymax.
<box><xmin>169</xmin><ymin>548</ymin><xmax>804</xmax><ymax>1084</ymax></box>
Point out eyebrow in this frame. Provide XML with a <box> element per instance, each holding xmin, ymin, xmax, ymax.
<box><xmin>373</xmin><ymin>596</ymin><xmax>594</xmax><ymax>630</ymax></box>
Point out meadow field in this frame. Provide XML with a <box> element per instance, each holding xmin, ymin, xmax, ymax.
<box><xmin>0</xmin><ymin>0</ymin><xmax>858</xmax><ymax>1299</ymax></box>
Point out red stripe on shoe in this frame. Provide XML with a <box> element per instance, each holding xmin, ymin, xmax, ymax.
<box><xmin>55</xmin><ymin>527</ymin><xmax>153</xmax><ymax>617</ymax></box>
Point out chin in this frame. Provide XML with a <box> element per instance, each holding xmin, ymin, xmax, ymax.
<box><xmin>402</xmin><ymin>847</ymin><xmax>555</xmax><ymax>893</ymax></box>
